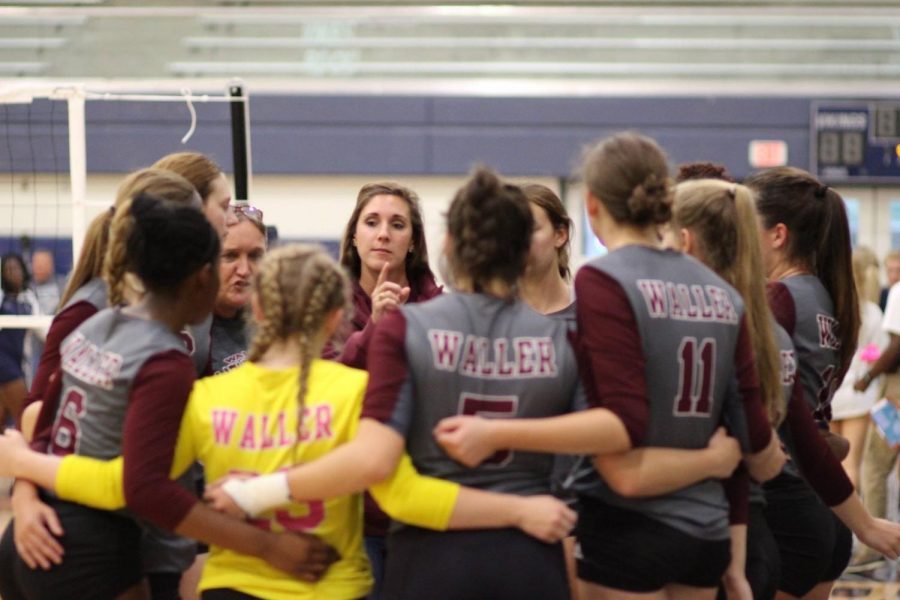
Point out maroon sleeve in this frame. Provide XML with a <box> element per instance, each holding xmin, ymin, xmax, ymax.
<box><xmin>29</xmin><ymin>369</ymin><xmax>63</xmax><ymax>453</ymax></box>
<box><xmin>122</xmin><ymin>350</ymin><xmax>198</xmax><ymax>530</ymax></box>
<box><xmin>335</xmin><ymin>320</ymin><xmax>376</xmax><ymax>370</ymax></box>
<box><xmin>766</xmin><ymin>282</ymin><xmax>796</xmax><ymax>337</ymax></box>
<box><xmin>27</xmin><ymin>302</ymin><xmax>98</xmax><ymax>449</ymax></box>
<box><xmin>574</xmin><ymin>268</ymin><xmax>649</xmax><ymax>447</ymax></box>
<box><xmin>724</xmin><ymin>464</ymin><xmax>749</xmax><ymax>525</ymax></box>
<box><xmin>360</xmin><ymin>310</ymin><xmax>409</xmax><ymax>428</ymax></box>
<box><xmin>26</xmin><ymin>301</ymin><xmax>97</xmax><ymax>408</ymax></box>
<box><xmin>735</xmin><ymin>317</ymin><xmax>773</xmax><ymax>453</ymax></box>
<box><xmin>784</xmin><ymin>378</ymin><xmax>853</xmax><ymax>506</ymax></box>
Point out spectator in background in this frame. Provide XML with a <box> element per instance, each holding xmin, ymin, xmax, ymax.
<box><xmin>27</xmin><ymin>250</ymin><xmax>64</xmax><ymax>381</ymax></box>
<box><xmin>30</xmin><ymin>250</ymin><xmax>63</xmax><ymax>316</ymax></box>
<box><xmin>832</xmin><ymin>247</ymin><xmax>886</xmax><ymax>489</ymax></box>
<box><xmin>0</xmin><ymin>253</ymin><xmax>42</xmax><ymax>426</ymax></box>
<box><xmin>879</xmin><ymin>249</ymin><xmax>900</xmax><ymax>311</ymax></box>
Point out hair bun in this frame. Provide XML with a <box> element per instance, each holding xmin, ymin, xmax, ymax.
<box><xmin>467</xmin><ymin>165</ymin><xmax>503</xmax><ymax>201</ymax></box>
<box><xmin>627</xmin><ymin>174</ymin><xmax>672</xmax><ymax>225</ymax></box>
<box><xmin>129</xmin><ymin>193</ymin><xmax>163</xmax><ymax>220</ymax></box>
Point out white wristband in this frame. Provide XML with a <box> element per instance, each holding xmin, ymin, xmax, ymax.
<box><xmin>221</xmin><ymin>473</ymin><xmax>291</xmax><ymax>518</ymax></box>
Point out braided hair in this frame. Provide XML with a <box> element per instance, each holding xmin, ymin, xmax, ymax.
<box><xmin>249</xmin><ymin>244</ymin><xmax>351</xmax><ymax>412</ymax></box>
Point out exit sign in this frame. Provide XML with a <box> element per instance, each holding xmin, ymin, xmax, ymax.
<box><xmin>748</xmin><ymin>140</ymin><xmax>789</xmax><ymax>168</ymax></box>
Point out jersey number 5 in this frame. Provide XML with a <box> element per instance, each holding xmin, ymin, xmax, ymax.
<box><xmin>674</xmin><ymin>337</ymin><xmax>716</xmax><ymax>417</ymax></box>
<box><xmin>459</xmin><ymin>393</ymin><xmax>518</xmax><ymax>466</ymax></box>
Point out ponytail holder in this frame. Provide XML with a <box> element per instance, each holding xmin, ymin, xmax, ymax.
<box><xmin>814</xmin><ymin>185</ymin><xmax>829</xmax><ymax>199</ymax></box>
<box><xmin>727</xmin><ymin>186</ymin><xmax>737</xmax><ymax>200</ymax></box>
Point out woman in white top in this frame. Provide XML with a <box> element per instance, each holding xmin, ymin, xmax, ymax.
<box><xmin>832</xmin><ymin>247</ymin><xmax>887</xmax><ymax>488</ymax></box>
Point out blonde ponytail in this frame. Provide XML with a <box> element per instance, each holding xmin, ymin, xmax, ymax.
<box><xmin>673</xmin><ymin>180</ymin><xmax>784</xmax><ymax>424</ymax></box>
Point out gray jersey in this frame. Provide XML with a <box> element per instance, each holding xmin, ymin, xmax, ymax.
<box><xmin>209</xmin><ymin>312</ymin><xmax>252</xmax><ymax>375</ymax></box>
<box><xmin>773</xmin><ymin>275</ymin><xmax>841</xmax><ymax>421</ymax></box>
<box><xmin>398</xmin><ymin>293</ymin><xmax>583</xmax><ymax>496</ymax></box>
<box><xmin>60</xmin><ymin>276</ymin><xmax>107</xmax><ymax>313</ymax></box>
<box><xmin>580</xmin><ymin>246</ymin><xmax>746</xmax><ymax>540</ymax></box>
<box><xmin>48</xmin><ymin>308</ymin><xmax>195</xmax><ymax>573</ymax></box>
<box><xmin>49</xmin><ymin>308</ymin><xmax>187</xmax><ymax>458</ymax></box>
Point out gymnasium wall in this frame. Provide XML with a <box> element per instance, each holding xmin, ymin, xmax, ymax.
<box><xmin>0</xmin><ymin>92</ymin><xmax>827</xmax><ymax>274</ymax></box>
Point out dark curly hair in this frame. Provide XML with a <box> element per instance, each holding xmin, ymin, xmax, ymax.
<box><xmin>675</xmin><ymin>161</ymin><xmax>735</xmax><ymax>184</ymax></box>
<box><xmin>446</xmin><ymin>166</ymin><xmax>533</xmax><ymax>296</ymax></box>
<box><xmin>126</xmin><ymin>194</ymin><xmax>220</xmax><ymax>295</ymax></box>
<box><xmin>1</xmin><ymin>253</ymin><xmax>29</xmax><ymax>294</ymax></box>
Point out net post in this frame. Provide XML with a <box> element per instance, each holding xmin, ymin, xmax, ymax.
<box><xmin>228</xmin><ymin>81</ymin><xmax>251</xmax><ymax>202</ymax></box>
<box><xmin>67</xmin><ymin>87</ymin><xmax>87</xmax><ymax>266</ymax></box>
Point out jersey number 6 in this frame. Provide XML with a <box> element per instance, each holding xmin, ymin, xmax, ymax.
<box><xmin>51</xmin><ymin>386</ymin><xmax>87</xmax><ymax>455</ymax></box>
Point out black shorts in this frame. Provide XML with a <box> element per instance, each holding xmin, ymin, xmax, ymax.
<box><xmin>575</xmin><ymin>496</ymin><xmax>731</xmax><ymax>593</ymax></box>
<box><xmin>716</xmin><ymin>501</ymin><xmax>780</xmax><ymax>600</ymax></box>
<box><xmin>0</xmin><ymin>497</ymin><xmax>143</xmax><ymax>600</ymax></box>
<box><xmin>202</xmin><ymin>590</ymin><xmax>263</xmax><ymax>600</ymax></box>
<box><xmin>383</xmin><ymin>526</ymin><xmax>569</xmax><ymax>600</ymax></box>
<box><xmin>764</xmin><ymin>473</ymin><xmax>852</xmax><ymax>597</ymax></box>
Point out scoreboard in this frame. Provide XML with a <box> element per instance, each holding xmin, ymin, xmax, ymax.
<box><xmin>812</xmin><ymin>101</ymin><xmax>900</xmax><ymax>183</ymax></box>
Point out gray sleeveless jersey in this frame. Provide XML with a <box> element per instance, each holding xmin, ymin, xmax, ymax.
<box><xmin>580</xmin><ymin>246</ymin><xmax>746</xmax><ymax>540</ymax></box>
<box><xmin>60</xmin><ymin>276</ymin><xmax>107</xmax><ymax>313</ymax></box>
<box><xmin>778</xmin><ymin>275</ymin><xmax>841</xmax><ymax>420</ymax></box>
<box><xmin>48</xmin><ymin>308</ymin><xmax>195</xmax><ymax>573</ymax></box>
<box><xmin>399</xmin><ymin>293</ymin><xmax>583</xmax><ymax>495</ymax></box>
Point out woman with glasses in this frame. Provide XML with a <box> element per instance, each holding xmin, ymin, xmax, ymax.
<box><xmin>209</xmin><ymin>204</ymin><xmax>267</xmax><ymax>375</ymax></box>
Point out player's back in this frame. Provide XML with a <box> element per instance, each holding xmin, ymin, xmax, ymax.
<box><xmin>578</xmin><ymin>246</ymin><xmax>746</xmax><ymax>541</ymax></box>
<box><xmin>401</xmin><ymin>292</ymin><xmax>581</xmax><ymax>496</ymax></box>
<box><xmin>176</xmin><ymin>359</ymin><xmax>373</xmax><ymax>600</ymax></box>
<box><xmin>49</xmin><ymin>307</ymin><xmax>187</xmax><ymax>459</ymax></box>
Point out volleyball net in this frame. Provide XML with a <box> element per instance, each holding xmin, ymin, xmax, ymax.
<box><xmin>0</xmin><ymin>81</ymin><xmax>251</xmax><ymax>331</ymax></box>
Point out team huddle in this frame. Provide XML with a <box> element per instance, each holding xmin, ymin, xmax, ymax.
<box><xmin>0</xmin><ymin>132</ymin><xmax>898</xmax><ymax>600</ymax></box>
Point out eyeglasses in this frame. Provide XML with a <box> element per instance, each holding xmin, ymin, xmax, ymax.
<box><xmin>231</xmin><ymin>201</ymin><xmax>264</xmax><ymax>224</ymax></box>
